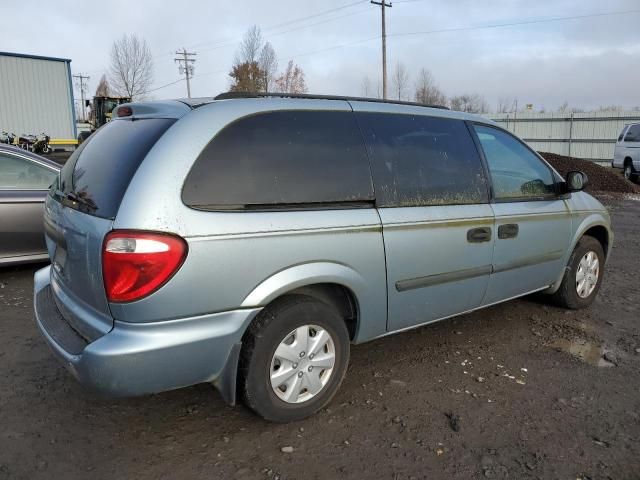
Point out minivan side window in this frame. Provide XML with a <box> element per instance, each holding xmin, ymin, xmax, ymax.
<box><xmin>624</xmin><ymin>124</ymin><xmax>640</xmax><ymax>142</ymax></box>
<box><xmin>618</xmin><ymin>126</ymin><xmax>628</xmax><ymax>141</ymax></box>
<box><xmin>0</xmin><ymin>153</ymin><xmax>57</xmax><ymax>190</ymax></box>
<box><xmin>356</xmin><ymin>113</ymin><xmax>488</xmax><ymax>207</ymax></box>
<box><xmin>182</xmin><ymin>110</ymin><xmax>374</xmax><ymax>209</ymax></box>
<box><xmin>473</xmin><ymin>125</ymin><xmax>556</xmax><ymax>201</ymax></box>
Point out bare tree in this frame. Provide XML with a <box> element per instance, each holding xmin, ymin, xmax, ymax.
<box><xmin>230</xmin><ymin>26</ymin><xmax>279</xmax><ymax>93</ymax></box>
<box><xmin>259</xmin><ymin>42</ymin><xmax>277</xmax><ymax>92</ymax></box>
<box><xmin>275</xmin><ymin>60</ymin><xmax>307</xmax><ymax>94</ymax></box>
<box><xmin>95</xmin><ymin>74</ymin><xmax>110</xmax><ymax>97</ymax></box>
<box><xmin>361</xmin><ymin>76</ymin><xmax>372</xmax><ymax>97</ymax></box>
<box><xmin>450</xmin><ymin>94</ymin><xmax>488</xmax><ymax>113</ymax></box>
<box><xmin>496</xmin><ymin>96</ymin><xmax>515</xmax><ymax>113</ymax></box>
<box><xmin>556</xmin><ymin>102</ymin><xmax>584</xmax><ymax>114</ymax></box>
<box><xmin>414</xmin><ymin>68</ymin><xmax>447</xmax><ymax>106</ymax></box>
<box><xmin>392</xmin><ymin>61</ymin><xmax>409</xmax><ymax>101</ymax></box>
<box><xmin>236</xmin><ymin>25</ymin><xmax>263</xmax><ymax>65</ymax></box>
<box><xmin>109</xmin><ymin>34</ymin><xmax>154</xmax><ymax>99</ymax></box>
<box><xmin>375</xmin><ymin>80</ymin><xmax>382</xmax><ymax>99</ymax></box>
<box><xmin>597</xmin><ymin>105</ymin><xmax>623</xmax><ymax>112</ymax></box>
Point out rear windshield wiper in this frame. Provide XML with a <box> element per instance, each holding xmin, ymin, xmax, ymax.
<box><xmin>65</xmin><ymin>191</ymin><xmax>98</xmax><ymax>212</ymax></box>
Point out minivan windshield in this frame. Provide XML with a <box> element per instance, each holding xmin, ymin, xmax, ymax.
<box><xmin>57</xmin><ymin>118</ymin><xmax>175</xmax><ymax>219</ymax></box>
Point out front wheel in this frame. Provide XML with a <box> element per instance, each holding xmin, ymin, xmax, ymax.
<box><xmin>624</xmin><ymin>164</ymin><xmax>633</xmax><ymax>181</ymax></box>
<box><xmin>551</xmin><ymin>236</ymin><xmax>605</xmax><ymax>309</ymax></box>
<box><xmin>239</xmin><ymin>295</ymin><xmax>350</xmax><ymax>422</ymax></box>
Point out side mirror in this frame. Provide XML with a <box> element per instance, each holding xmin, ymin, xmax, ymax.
<box><xmin>565</xmin><ymin>171</ymin><xmax>588</xmax><ymax>192</ymax></box>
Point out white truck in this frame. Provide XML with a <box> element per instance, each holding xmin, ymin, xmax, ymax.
<box><xmin>613</xmin><ymin>123</ymin><xmax>640</xmax><ymax>183</ymax></box>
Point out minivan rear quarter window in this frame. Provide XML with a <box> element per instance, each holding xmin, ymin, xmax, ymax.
<box><xmin>624</xmin><ymin>124</ymin><xmax>640</xmax><ymax>142</ymax></box>
<box><xmin>182</xmin><ymin>110</ymin><xmax>374</xmax><ymax>209</ymax></box>
<box><xmin>58</xmin><ymin>118</ymin><xmax>175</xmax><ymax>219</ymax></box>
<box><xmin>356</xmin><ymin>112</ymin><xmax>488</xmax><ymax>207</ymax></box>
<box><xmin>618</xmin><ymin>126</ymin><xmax>628</xmax><ymax>141</ymax></box>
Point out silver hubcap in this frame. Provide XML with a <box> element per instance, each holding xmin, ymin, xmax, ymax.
<box><xmin>576</xmin><ymin>251</ymin><xmax>599</xmax><ymax>298</ymax></box>
<box><xmin>270</xmin><ymin>325</ymin><xmax>336</xmax><ymax>404</ymax></box>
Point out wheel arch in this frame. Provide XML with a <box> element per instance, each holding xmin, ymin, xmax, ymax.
<box><xmin>240</xmin><ymin>262</ymin><xmax>366</xmax><ymax>341</ymax></box>
<box><xmin>581</xmin><ymin>224</ymin><xmax>610</xmax><ymax>259</ymax></box>
<box><xmin>546</xmin><ymin>216</ymin><xmax>612</xmax><ymax>294</ymax></box>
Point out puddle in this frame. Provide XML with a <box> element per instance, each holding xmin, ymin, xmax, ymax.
<box><xmin>551</xmin><ymin>338</ymin><xmax>615</xmax><ymax>367</ymax></box>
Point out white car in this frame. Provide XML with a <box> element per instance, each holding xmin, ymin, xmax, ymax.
<box><xmin>613</xmin><ymin>123</ymin><xmax>640</xmax><ymax>183</ymax></box>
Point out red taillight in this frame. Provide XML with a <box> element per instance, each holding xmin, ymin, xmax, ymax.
<box><xmin>116</xmin><ymin>105</ymin><xmax>132</xmax><ymax>117</ymax></box>
<box><xmin>102</xmin><ymin>231</ymin><xmax>188</xmax><ymax>303</ymax></box>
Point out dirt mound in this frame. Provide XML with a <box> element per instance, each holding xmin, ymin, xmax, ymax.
<box><xmin>539</xmin><ymin>152</ymin><xmax>640</xmax><ymax>194</ymax></box>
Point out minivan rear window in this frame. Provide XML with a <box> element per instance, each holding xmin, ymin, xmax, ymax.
<box><xmin>182</xmin><ymin>110</ymin><xmax>374</xmax><ymax>210</ymax></box>
<box><xmin>58</xmin><ymin>118</ymin><xmax>175</xmax><ymax>219</ymax></box>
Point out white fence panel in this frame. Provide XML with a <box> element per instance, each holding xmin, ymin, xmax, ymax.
<box><xmin>488</xmin><ymin>111</ymin><xmax>640</xmax><ymax>164</ymax></box>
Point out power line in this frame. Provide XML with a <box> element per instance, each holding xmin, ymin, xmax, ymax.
<box><xmin>81</xmin><ymin>2</ymin><xmax>371</xmax><ymax>78</ymax></box>
<box><xmin>287</xmin><ymin>35</ymin><xmax>380</xmax><ymax>60</ymax></box>
<box><xmin>141</xmin><ymin>78</ymin><xmax>185</xmax><ymax>95</ymax></box>
<box><xmin>133</xmin><ymin>7</ymin><xmax>640</xmax><ymax>98</ymax></box>
<box><xmin>388</xmin><ymin>9</ymin><xmax>640</xmax><ymax>38</ymax></box>
<box><xmin>185</xmin><ymin>0</ymin><xmax>369</xmax><ymax>52</ymax></box>
<box><xmin>263</xmin><ymin>0</ymin><xmax>368</xmax><ymax>31</ymax></box>
<box><xmin>174</xmin><ymin>48</ymin><xmax>197</xmax><ymax>98</ymax></box>
<box><xmin>196</xmin><ymin>6</ymin><xmax>373</xmax><ymax>56</ymax></box>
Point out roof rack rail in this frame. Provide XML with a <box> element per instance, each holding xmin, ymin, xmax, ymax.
<box><xmin>213</xmin><ymin>91</ymin><xmax>450</xmax><ymax>110</ymax></box>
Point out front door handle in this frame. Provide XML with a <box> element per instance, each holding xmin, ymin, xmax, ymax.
<box><xmin>467</xmin><ymin>227</ymin><xmax>492</xmax><ymax>243</ymax></box>
<box><xmin>498</xmin><ymin>223</ymin><xmax>519</xmax><ymax>239</ymax></box>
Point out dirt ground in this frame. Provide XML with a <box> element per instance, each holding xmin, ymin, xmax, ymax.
<box><xmin>1</xmin><ymin>199</ymin><xmax>639</xmax><ymax>480</ymax></box>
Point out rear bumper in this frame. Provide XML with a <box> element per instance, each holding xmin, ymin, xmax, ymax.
<box><xmin>34</xmin><ymin>266</ymin><xmax>260</xmax><ymax>403</ymax></box>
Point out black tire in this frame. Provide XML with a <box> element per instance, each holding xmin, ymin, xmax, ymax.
<box><xmin>551</xmin><ymin>236</ymin><xmax>605</xmax><ymax>309</ymax></box>
<box><xmin>239</xmin><ymin>295</ymin><xmax>350</xmax><ymax>422</ymax></box>
<box><xmin>623</xmin><ymin>161</ymin><xmax>639</xmax><ymax>184</ymax></box>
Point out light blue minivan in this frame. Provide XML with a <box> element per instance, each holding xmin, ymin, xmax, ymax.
<box><xmin>34</xmin><ymin>93</ymin><xmax>612</xmax><ymax>422</ymax></box>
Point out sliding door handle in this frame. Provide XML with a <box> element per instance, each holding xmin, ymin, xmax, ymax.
<box><xmin>498</xmin><ymin>223</ymin><xmax>519</xmax><ymax>239</ymax></box>
<box><xmin>467</xmin><ymin>227</ymin><xmax>492</xmax><ymax>243</ymax></box>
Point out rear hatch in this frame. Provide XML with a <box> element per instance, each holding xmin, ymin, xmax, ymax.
<box><xmin>45</xmin><ymin>115</ymin><xmax>177</xmax><ymax>337</ymax></box>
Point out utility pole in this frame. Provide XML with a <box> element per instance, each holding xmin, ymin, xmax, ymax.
<box><xmin>174</xmin><ymin>48</ymin><xmax>196</xmax><ymax>98</ymax></box>
<box><xmin>371</xmin><ymin>0</ymin><xmax>392</xmax><ymax>99</ymax></box>
<box><xmin>72</xmin><ymin>74</ymin><xmax>89</xmax><ymax>121</ymax></box>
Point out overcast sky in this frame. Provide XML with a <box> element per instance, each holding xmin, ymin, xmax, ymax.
<box><xmin>2</xmin><ymin>0</ymin><xmax>639</xmax><ymax>111</ymax></box>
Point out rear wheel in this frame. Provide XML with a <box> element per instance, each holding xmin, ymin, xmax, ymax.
<box><xmin>239</xmin><ymin>295</ymin><xmax>350</xmax><ymax>422</ymax></box>
<box><xmin>623</xmin><ymin>161</ymin><xmax>638</xmax><ymax>183</ymax></box>
<box><xmin>551</xmin><ymin>236</ymin><xmax>604</xmax><ymax>309</ymax></box>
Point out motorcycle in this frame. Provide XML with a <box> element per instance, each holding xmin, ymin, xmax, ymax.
<box><xmin>18</xmin><ymin>133</ymin><xmax>37</xmax><ymax>151</ymax></box>
<box><xmin>0</xmin><ymin>131</ymin><xmax>16</xmax><ymax>145</ymax></box>
<box><xmin>32</xmin><ymin>133</ymin><xmax>51</xmax><ymax>154</ymax></box>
